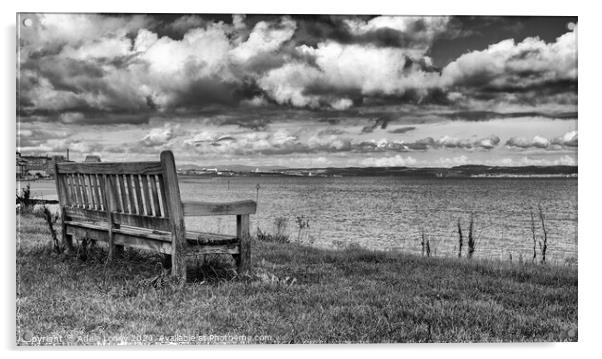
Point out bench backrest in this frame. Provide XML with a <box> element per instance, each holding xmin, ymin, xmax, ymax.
<box><xmin>54</xmin><ymin>151</ymin><xmax>182</xmax><ymax>232</ymax></box>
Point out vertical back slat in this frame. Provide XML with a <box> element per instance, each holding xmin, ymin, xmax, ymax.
<box><xmin>96</xmin><ymin>174</ymin><xmax>106</xmax><ymax>211</ymax></box>
<box><xmin>126</xmin><ymin>174</ymin><xmax>137</xmax><ymax>214</ymax></box>
<box><xmin>67</xmin><ymin>175</ymin><xmax>76</xmax><ymax>207</ymax></box>
<box><xmin>149</xmin><ymin>175</ymin><xmax>162</xmax><ymax>217</ymax></box>
<box><xmin>141</xmin><ymin>175</ymin><xmax>153</xmax><ymax>216</ymax></box>
<box><xmin>133</xmin><ymin>175</ymin><xmax>144</xmax><ymax>215</ymax></box>
<box><xmin>117</xmin><ymin>174</ymin><xmax>129</xmax><ymax>213</ymax></box>
<box><xmin>78</xmin><ymin>174</ymin><xmax>89</xmax><ymax>209</ymax></box>
<box><xmin>88</xmin><ymin>175</ymin><xmax>98</xmax><ymax>210</ymax></box>
<box><xmin>158</xmin><ymin>174</ymin><xmax>169</xmax><ymax>218</ymax></box>
<box><xmin>71</xmin><ymin>174</ymin><xmax>81</xmax><ymax>207</ymax></box>
<box><xmin>84</xmin><ymin>175</ymin><xmax>96</xmax><ymax>209</ymax></box>
<box><xmin>111</xmin><ymin>175</ymin><xmax>122</xmax><ymax>213</ymax></box>
<box><xmin>98</xmin><ymin>174</ymin><xmax>117</xmax><ymax>260</ymax></box>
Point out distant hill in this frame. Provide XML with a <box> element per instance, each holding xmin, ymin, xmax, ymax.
<box><xmin>278</xmin><ymin>165</ymin><xmax>577</xmax><ymax>178</ymax></box>
<box><xmin>177</xmin><ymin>164</ymin><xmax>288</xmax><ymax>172</ymax></box>
<box><xmin>178</xmin><ymin>163</ymin><xmax>577</xmax><ymax>178</ymax></box>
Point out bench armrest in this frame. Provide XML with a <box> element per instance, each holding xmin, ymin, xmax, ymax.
<box><xmin>182</xmin><ymin>200</ymin><xmax>257</xmax><ymax>216</ymax></box>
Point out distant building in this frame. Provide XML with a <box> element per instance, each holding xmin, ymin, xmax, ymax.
<box><xmin>84</xmin><ymin>155</ymin><xmax>101</xmax><ymax>163</ymax></box>
<box><xmin>16</xmin><ymin>152</ymin><xmax>27</xmax><ymax>178</ymax></box>
<box><xmin>16</xmin><ymin>151</ymin><xmax>71</xmax><ymax>178</ymax></box>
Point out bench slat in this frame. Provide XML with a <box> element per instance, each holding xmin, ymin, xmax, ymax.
<box><xmin>66</xmin><ymin>225</ymin><xmax>173</xmax><ymax>254</ymax></box>
<box><xmin>149</xmin><ymin>175</ymin><xmax>162</xmax><ymax>217</ymax></box>
<box><xmin>116</xmin><ymin>174</ymin><xmax>128</xmax><ymax>213</ymax></box>
<box><xmin>183</xmin><ymin>200</ymin><xmax>257</xmax><ymax>216</ymax></box>
<box><xmin>141</xmin><ymin>175</ymin><xmax>153</xmax><ymax>216</ymax></box>
<box><xmin>158</xmin><ymin>175</ymin><xmax>169</xmax><ymax>217</ymax></box>
<box><xmin>66</xmin><ymin>220</ymin><xmax>237</xmax><ymax>243</ymax></box>
<box><xmin>86</xmin><ymin>175</ymin><xmax>96</xmax><ymax>210</ymax></box>
<box><xmin>133</xmin><ymin>175</ymin><xmax>145</xmax><ymax>215</ymax></box>
<box><xmin>125</xmin><ymin>174</ymin><xmax>137</xmax><ymax>214</ymax></box>
<box><xmin>57</xmin><ymin>161</ymin><xmax>163</xmax><ymax>175</ymax></box>
<box><xmin>64</xmin><ymin>207</ymin><xmax>171</xmax><ymax>231</ymax></box>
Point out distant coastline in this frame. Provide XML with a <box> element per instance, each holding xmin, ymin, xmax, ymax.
<box><xmin>177</xmin><ymin>165</ymin><xmax>578</xmax><ymax>179</ymax></box>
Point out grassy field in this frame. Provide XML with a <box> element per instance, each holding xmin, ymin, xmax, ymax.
<box><xmin>16</xmin><ymin>213</ymin><xmax>578</xmax><ymax>345</ymax></box>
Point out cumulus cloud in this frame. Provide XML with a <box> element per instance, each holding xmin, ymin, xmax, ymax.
<box><xmin>359</xmin><ymin>154</ymin><xmax>418</xmax><ymax>167</ymax></box>
<box><xmin>506</xmin><ymin>135</ymin><xmax>550</xmax><ymax>149</ymax></box>
<box><xmin>142</xmin><ymin>124</ymin><xmax>174</xmax><ymax>146</ymax></box>
<box><xmin>441</xmin><ymin>24</ymin><xmax>577</xmax><ymax>92</ymax></box>
<box><xmin>551</xmin><ymin>130</ymin><xmax>578</xmax><ymax>147</ymax></box>
<box><xmin>230</xmin><ymin>17</ymin><xmax>296</xmax><ymax>63</ymax></box>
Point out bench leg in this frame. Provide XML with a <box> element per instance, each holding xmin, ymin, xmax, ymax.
<box><xmin>60</xmin><ymin>208</ymin><xmax>74</xmax><ymax>254</ymax></box>
<box><xmin>236</xmin><ymin>214</ymin><xmax>251</xmax><ymax>274</ymax></box>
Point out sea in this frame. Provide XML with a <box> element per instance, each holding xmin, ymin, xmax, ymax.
<box><xmin>19</xmin><ymin>176</ymin><xmax>578</xmax><ymax>264</ymax></box>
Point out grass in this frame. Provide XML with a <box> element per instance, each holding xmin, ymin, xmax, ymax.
<box><xmin>16</xmin><ymin>213</ymin><xmax>578</xmax><ymax>345</ymax></box>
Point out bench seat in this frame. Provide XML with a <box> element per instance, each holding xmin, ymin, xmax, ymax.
<box><xmin>64</xmin><ymin>220</ymin><xmax>240</xmax><ymax>255</ymax></box>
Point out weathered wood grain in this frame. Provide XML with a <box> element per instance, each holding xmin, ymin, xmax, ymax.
<box><xmin>125</xmin><ymin>175</ymin><xmax>137</xmax><ymax>214</ymax></box>
<box><xmin>57</xmin><ymin>161</ymin><xmax>163</xmax><ymax>175</ymax></box>
<box><xmin>158</xmin><ymin>175</ymin><xmax>169</xmax><ymax>218</ymax></box>
<box><xmin>86</xmin><ymin>175</ymin><xmax>96</xmax><ymax>210</ymax></box>
<box><xmin>61</xmin><ymin>207</ymin><xmax>74</xmax><ymax>253</ymax></box>
<box><xmin>183</xmin><ymin>200</ymin><xmax>257</xmax><ymax>216</ymax></box>
<box><xmin>236</xmin><ymin>214</ymin><xmax>251</xmax><ymax>274</ymax></box>
<box><xmin>133</xmin><ymin>175</ymin><xmax>144</xmax><ymax>215</ymax></box>
<box><xmin>99</xmin><ymin>175</ymin><xmax>116</xmax><ymax>261</ymax></box>
<box><xmin>64</xmin><ymin>207</ymin><xmax>171</xmax><ymax>231</ymax></box>
<box><xmin>109</xmin><ymin>175</ymin><xmax>122</xmax><ymax>213</ymax></box>
<box><xmin>66</xmin><ymin>225</ymin><xmax>172</xmax><ymax>254</ymax></box>
<box><xmin>140</xmin><ymin>175</ymin><xmax>153</xmax><ymax>216</ymax></box>
<box><xmin>160</xmin><ymin>151</ymin><xmax>187</xmax><ymax>281</ymax></box>
<box><xmin>78</xmin><ymin>174</ymin><xmax>89</xmax><ymax>209</ymax></box>
<box><xmin>149</xmin><ymin>175</ymin><xmax>162</xmax><ymax>217</ymax></box>
<box><xmin>117</xmin><ymin>174</ymin><xmax>129</xmax><ymax>213</ymax></box>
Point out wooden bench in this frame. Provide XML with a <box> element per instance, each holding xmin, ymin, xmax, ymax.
<box><xmin>53</xmin><ymin>150</ymin><xmax>256</xmax><ymax>281</ymax></box>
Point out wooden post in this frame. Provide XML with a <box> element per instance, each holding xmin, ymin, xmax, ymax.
<box><xmin>60</xmin><ymin>207</ymin><xmax>74</xmax><ymax>254</ymax></box>
<box><xmin>160</xmin><ymin>151</ymin><xmax>187</xmax><ymax>282</ymax></box>
<box><xmin>101</xmin><ymin>175</ymin><xmax>117</xmax><ymax>262</ymax></box>
<box><xmin>236</xmin><ymin>214</ymin><xmax>251</xmax><ymax>274</ymax></box>
<box><xmin>54</xmin><ymin>165</ymin><xmax>74</xmax><ymax>253</ymax></box>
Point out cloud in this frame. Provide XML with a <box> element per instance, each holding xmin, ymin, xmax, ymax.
<box><xmin>344</xmin><ymin>16</ymin><xmax>450</xmax><ymax>56</ymax></box>
<box><xmin>359</xmin><ymin>154</ymin><xmax>418</xmax><ymax>167</ymax></box>
<box><xmin>434</xmin><ymin>134</ymin><xmax>501</xmax><ymax>149</ymax></box>
<box><xmin>506</xmin><ymin>135</ymin><xmax>551</xmax><ymax>149</ymax></box>
<box><xmin>18</xmin><ymin>14</ymin><xmax>578</xmax><ymax>121</ymax></box>
<box><xmin>551</xmin><ymin>130</ymin><xmax>578</xmax><ymax>147</ymax></box>
<box><xmin>230</xmin><ymin>17</ymin><xmax>296</xmax><ymax>63</ymax></box>
<box><xmin>440</xmin><ymin>24</ymin><xmax>577</xmax><ymax>93</ymax></box>
<box><xmin>142</xmin><ymin>124</ymin><xmax>174</xmax><ymax>146</ymax></box>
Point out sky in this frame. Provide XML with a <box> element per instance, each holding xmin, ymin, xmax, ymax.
<box><xmin>17</xmin><ymin>14</ymin><xmax>578</xmax><ymax>168</ymax></box>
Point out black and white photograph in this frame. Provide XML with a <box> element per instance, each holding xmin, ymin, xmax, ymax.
<box><xmin>15</xmin><ymin>9</ymin><xmax>579</xmax><ymax>345</ymax></box>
